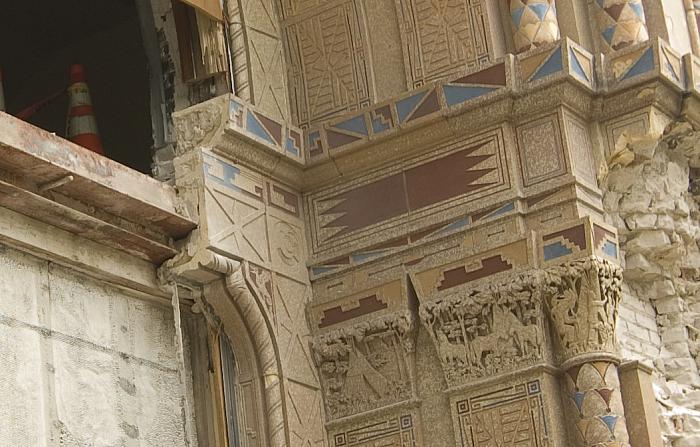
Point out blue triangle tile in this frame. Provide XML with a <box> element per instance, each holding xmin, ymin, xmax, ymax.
<box><xmin>570</xmin><ymin>52</ymin><xmax>589</xmax><ymax>82</ymax></box>
<box><xmin>602</xmin><ymin>240</ymin><xmax>618</xmax><ymax>258</ymax></box>
<box><xmin>511</xmin><ymin>7</ymin><xmax>525</xmax><ymax>27</ymax></box>
<box><xmin>433</xmin><ymin>217</ymin><xmax>471</xmax><ymax>237</ymax></box>
<box><xmin>529</xmin><ymin>3</ymin><xmax>549</xmax><ymax>21</ymax></box>
<box><xmin>334</xmin><ymin>115</ymin><xmax>368</xmax><ymax>136</ymax></box>
<box><xmin>621</xmin><ymin>48</ymin><xmax>654</xmax><ymax>81</ymax></box>
<box><xmin>629</xmin><ymin>1</ymin><xmax>645</xmax><ymax>19</ymax></box>
<box><xmin>443</xmin><ymin>85</ymin><xmax>497</xmax><ymax>107</ymax></box>
<box><xmin>601</xmin><ymin>415</ymin><xmax>618</xmax><ymax>433</ymax></box>
<box><xmin>489</xmin><ymin>202</ymin><xmax>515</xmax><ymax>218</ymax></box>
<box><xmin>246</xmin><ymin>111</ymin><xmax>275</xmax><ymax>145</ymax></box>
<box><xmin>285</xmin><ymin>136</ymin><xmax>300</xmax><ymax>156</ymax></box>
<box><xmin>573</xmin><ymin>392</ymin><xmax>586</xmax><ymax>412</ymax></box>
<box><xmin>544</xmin><ymin>241</ymin><xmax>573</xmax><ymax>261</ymax></box>
<box><xmin>596</xmin><ymin>0</ymin><xmax>604</xmax><ymax>7</ymax></box>
<box><xmin>396</xmin><ymin>91</ymin><xmax>427</xmax><ymax>123</ymax></box>
<box><xmin>532</xmin><ymin>48</ymin><xmax>563</xmax><ymax>81</ymax></box>
<box><xmin>352</xmin><ymin>251</ymin><xmax>388</xmax><ymax>263</ymax></box>
<box><xmin>602</xmin><ymin>26</ymin><xmax>616</xmax><ymax>44</ymax></box>
<box><xmin>311</xmin><ymin>266</ymin><xmax>340</xmax><ymax>276</ymax></box>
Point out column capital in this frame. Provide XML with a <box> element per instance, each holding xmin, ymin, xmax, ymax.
<box><xmin>543</xmin><ymin>256</ymin><xmax>622</xmax><ymax>365</ymax></box>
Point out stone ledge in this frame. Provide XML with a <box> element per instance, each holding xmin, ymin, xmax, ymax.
<box><xmin>0</xmin><ymin>112</ymin><xmax>196</xmax><ymax>263</ymax></box>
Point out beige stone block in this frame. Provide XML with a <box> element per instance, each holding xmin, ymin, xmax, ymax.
<box><xmin>619</xmin><ymin>361</ymin><xmax>664</xmax><ymax>447</ymax></box>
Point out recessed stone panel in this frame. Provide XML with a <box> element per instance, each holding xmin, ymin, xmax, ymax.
<box><xmin>517</xmin><ymin>114</ymin><xmax>567</xmax><ymax>187</ymax></box>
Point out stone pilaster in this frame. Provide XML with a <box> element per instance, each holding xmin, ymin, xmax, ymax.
<box><xmin>544</xmin><ymin>257</ymin><xmax>631</xmax><ymax>447</ymax></box>
<box><xmin>593</xmin><ymin>0</ymin><xmax>649</xmax><ymax>52</ymax></box>
<box><xmin>509</xmin><ymin>0</ymin><xmax>560</xmax><ymax>53</ymax></box>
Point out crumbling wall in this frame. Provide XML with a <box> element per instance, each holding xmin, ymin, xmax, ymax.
<box><xmin>0</xmin><ymin>244</ymin><xmax>193</xmax><ymax>446</ymax></box>
<box><xmin>602</xmin><ymin>120</ymin><xmax>700</xmax><ymax>446</ymax></box>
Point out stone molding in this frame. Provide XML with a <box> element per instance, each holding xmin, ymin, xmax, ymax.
<box><xmin>199</xmin><ymin>252</ymin><xmax>288</xmax><ymax>447</ymax></box>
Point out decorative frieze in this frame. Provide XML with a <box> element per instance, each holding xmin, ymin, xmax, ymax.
<box><xmin>419</xmin><ymin>272</ymin><xmax>547</xmax><ymax>388</ymax></box>
<box><xmin>311</xmin><ymin>311</ymin><xmax>417</xmax><ymax>419</ymax></box>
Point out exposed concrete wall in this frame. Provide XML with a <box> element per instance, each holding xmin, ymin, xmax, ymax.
<box><xmin>0</xmin><ymin>244</ymin><xmax>194</xmax><ymax>446</ymax></box>
<box><xmin>603</xmin><ymin>121</ymin><xmax>700</xmax><ymax>446</ymax></box>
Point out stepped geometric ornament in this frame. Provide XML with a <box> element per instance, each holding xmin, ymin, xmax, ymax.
<box><xmin>594</xmin><ymin>0</ymin><xmax>648</xmax><ymax>52</ymax></box>
<box><xmin>509</xmin><ymin>0</ymin><xmax>560</xmax><ymax>53</ymax></box>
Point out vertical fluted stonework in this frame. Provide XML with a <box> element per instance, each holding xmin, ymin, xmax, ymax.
<box><xmin>509</xmin><ymin>0</ymin><xmax>561</xmax><ymax>53</ymax></box>
<box><xmin>594</xmin><ymin>0</ymin><xmax>649</xmax><ymax>52</ymax></box>
<box><xmin>544</xmin><ymin>258</ymin><xmax>630</xmax><ymax>447</ymax></box>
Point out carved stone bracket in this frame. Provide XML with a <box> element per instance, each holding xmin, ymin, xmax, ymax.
<box><xmin>542</xmin><ymin>256</ymin><xmax>622</xmax><ymax>365</ymax></box>
<box><xmin>311</xmin><ymin>311</ymin><xmax>417</xmax><ymax>420</ymax></box>
<box><xmin>419</xmin><ymin>271</ymin><xmax>548</xmax><ymax>389</ymax></box>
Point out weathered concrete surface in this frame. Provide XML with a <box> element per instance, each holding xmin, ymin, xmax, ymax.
<box><xmin>0</xmin><ymin>244</ymin><xmax>194</xmax><ymax>446</ymax></box>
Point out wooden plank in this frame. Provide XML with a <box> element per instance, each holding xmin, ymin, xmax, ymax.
<box><xmin>180</xmin><ymin>0</ymin><xmax>223</xmax><ymax>21</ymax></box>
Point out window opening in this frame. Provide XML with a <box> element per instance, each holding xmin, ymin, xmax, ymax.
<box><xmin>219</xmin><ymin>332</ymin><xmax>240</xmax><ymax>447</ymax></box>
<box><xmin>0</xmin><ymin>0</ymin><xmax>155</xmax><ymax>173</ymax></box>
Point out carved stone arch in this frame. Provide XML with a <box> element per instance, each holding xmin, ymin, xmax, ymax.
<box><xmin>200</xmin><ymin>256</ymin><xmax>288</xmax><ymax>447</ymax></box>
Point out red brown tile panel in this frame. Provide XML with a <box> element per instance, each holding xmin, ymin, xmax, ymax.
<box><xmin>318</xmin><ymin>295</ymin><xmax>389</xmax><ymax>328</ymax></box>
<box><xmin>543</xmin><ymin>224</ymin><xmax>587</xmax><ymax>250</ymax></box>
<box><xmin>453</xmin><ymin>63</ymin><xmax>507</xmax><ymax>86</ymax></box>
<box><xmin>320</xmin><ymin>174</ymin><xmax>408</xmax><ymax>236</ymax></box>
<box><xmin>437</xmin><ymin>255</ymin><xmax>513</xmax><ymax>290</ymax></box>
<box><xmin>405</xmin><ymin>144</ymin><xmax>495</xmax><ymax>210</ymax></box>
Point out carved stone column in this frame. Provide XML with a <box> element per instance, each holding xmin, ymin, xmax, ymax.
<box><xmin>593</xmin><ymin>0</ymin><xmax>649</xmax><ymax>52</ymax></box>
<box><xmin>544</xmin><ymin>257</ymin><xmax>630</xmax><ymax>447</ymax></box>
<box><xmin>509</xmin><ymin>0</ymin><xmax>560</xmax><ymax>53</ymax></box>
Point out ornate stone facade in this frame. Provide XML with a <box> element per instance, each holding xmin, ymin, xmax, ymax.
<box><xmin>6</xmin><ymin>2</ymin><xmax>700</xmax><ymax>446</ymax></box>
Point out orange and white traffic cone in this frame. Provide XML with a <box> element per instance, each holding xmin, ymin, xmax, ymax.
<box><xmin>0</xmin><ymin>67</ymin><xmax>5</xmax><ymax>112</ymax></box>
<box><xmin>66</xmin><ymin>64</ymin><xmax>104</xmax><ymax>155</ymax></box>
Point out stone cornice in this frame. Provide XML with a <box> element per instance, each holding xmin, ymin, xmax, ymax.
<box><xmin>172</xmin><ymin>38</ymin><xmax>698</xmax><ymax>195</ymax></box>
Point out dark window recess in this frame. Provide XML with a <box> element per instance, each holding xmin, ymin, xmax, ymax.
<box><xmin>0</xmin><ymin>0</ymin><xmax>154</xmax><ymax>173</ymax></box>
<box><xmin>219</xmin><ymin>333</ymin><xmax>240</xmax><ymax>447</ymax></box>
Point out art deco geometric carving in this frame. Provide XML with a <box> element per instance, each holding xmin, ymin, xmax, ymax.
<box><xmin>331</xmin><ymin>413</ymin><xmax>417</xmax><ymax>447</ymax></box>
<box><xmin>395</xmin><ymin>0</ymin><xmax>491</xmax><ymax>87</ymax></box>
<box><xmin>543</xmin><ymin>257</ymin><xmax>622</xmax><ymax>363</ymax></box>
<box><xmin>308</xmin><ymin>129</ymin><xmax>509</xmax><ymax>253</ymax></box>
<box><xmin>455</xmin><ymin>380</ymin><xmax>548</xmax><ymax>447</ymax></box>
<box><xmin>283</xmin><ymin>0</ymin><xmax>372</xmax><ymax>127</ymax></box>
<box><xmin>311</xmin><ymin>311</ymin><xmax>417</xmax><ymax>419</ymax></box>
<box><xmin>419</xmin><ymin>272</ymin><xmax>546</xmax><ymax>388</ymax></box>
